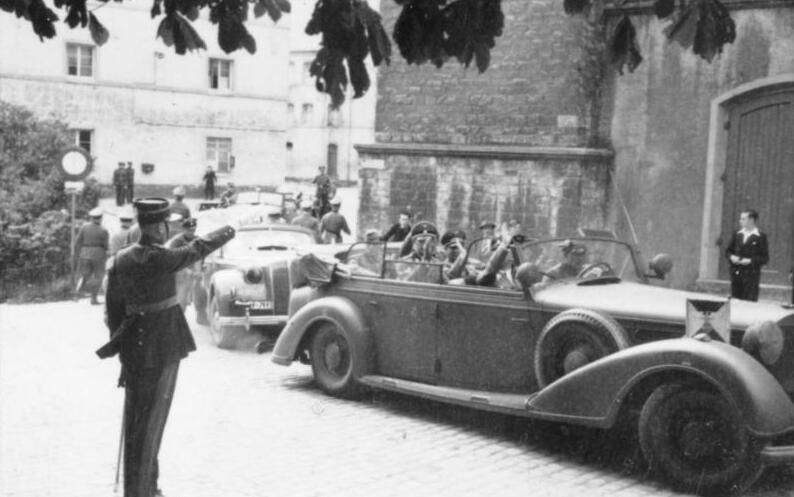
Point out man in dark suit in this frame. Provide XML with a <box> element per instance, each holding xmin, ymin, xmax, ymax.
<box><xmin>113</xmin><ymin>163</ymin><xmax>127</xmax><ymax>206</ymax></box>
<box><xmin>100</xmin><ymin>198</ymin><xmax>235</xmax><ymax>497</ymax></box>
<box><xmin>725</xmin><ymin>209</ymin><xmax>769</xmax><ymax>302</ymax></box>
<box><xmin>125</xmin><ymin>162</ymin><xmax>135</xmax><ymax>204</ymax></box>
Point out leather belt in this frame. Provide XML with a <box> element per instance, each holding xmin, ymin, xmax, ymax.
<box><xmin>126</xmin><ymin>295</ymin><xmax>179</xmax><ymax>315</ymax></box>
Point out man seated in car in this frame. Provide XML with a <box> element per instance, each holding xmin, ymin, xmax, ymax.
<box><xmin>440</xmin><ymin>230</ymin><xmax>470</xmax><ymax>281</ymax></box>
<box><xmin>348</xmin><ymin>229</ymin><xmax>384</xmax><ymax>276</ymax></box>
<box><xmin>395</xmin><ymin>222</ymin><xmax>444</xmax><ymax>283</ymax></box>
<box><xmin>545</xmin><ymin>240</ymin><xmax>588</xmax><ymax>281</ymax></box>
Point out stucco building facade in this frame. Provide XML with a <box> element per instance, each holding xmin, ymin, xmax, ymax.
<box><xmin>0</xmin><ymin>0</ymin><xmax>289</xmax><ymax>189</ymax></box>
<box><xmin>358</xmin><ymin>0</ymin><xmax>794</xmax><ymax>294</ymax></box>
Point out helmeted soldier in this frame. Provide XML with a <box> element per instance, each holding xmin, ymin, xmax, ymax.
<box><xmin>170</xmin><ymin>186</ymin><xmax>191</xmax><ymax>221</ymax></box>
<box><xmin>99</xmin><ymin>198</ymin><xmax>235</xmax><ymax>497</ymax></box>
<box><xmin>74</xmin><ymin>207</ymin><xmax>109</xmax><ymax>304</ymax></box>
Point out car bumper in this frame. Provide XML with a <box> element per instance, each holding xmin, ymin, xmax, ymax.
<box><xmin>216</xmin><ymin>313</ymin><xmax>288</xmax><ymax>330</ymax></box>
<box><xmin>761</xmin><ymin>444</ymin><xmax>794</xmax><ymax>465</ymax></box>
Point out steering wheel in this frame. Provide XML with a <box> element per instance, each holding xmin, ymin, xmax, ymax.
<box><xmin>577</xmin><ymin>262</ymin><xmax>614</xmax><ymax>279</ymax></box>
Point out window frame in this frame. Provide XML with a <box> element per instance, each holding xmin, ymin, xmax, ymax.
<box><xmin>65</xmin><ymin>43</ymin><xmax>95</xmax><ymax>78</ymax></box>
<box><xmin>208</xmin><ymin>57</ymin><xmax>234</xmax><ymax>91</ymax></box>
<box><xmin>73</xmin><ymin>129</ymin><xmax>93</xmax><ymax>154</ymax></box>
<box><xmin>206</xmin><ymin>136</ymin><xmax>233</xmax><ymax>174</ymax></box>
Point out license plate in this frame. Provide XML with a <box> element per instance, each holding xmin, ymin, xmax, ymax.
<box><xmin>250</xmin><ymin>301</ymin><xmax>273</xmax><ymax>311</ymax></box>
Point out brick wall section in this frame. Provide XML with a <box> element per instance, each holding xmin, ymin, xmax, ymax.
<box><xmin>375</xmin><ymin>0</ymin><xmax>605</xmax><ymax>147</ymax></box>
<box><xmin>358</xmin><ymin>150</ymin><xmax>611</xmax><ymax>240</ymax></box>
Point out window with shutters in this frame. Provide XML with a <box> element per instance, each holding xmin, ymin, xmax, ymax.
<box><xmin>66</xmin><ymin>43</ymin><xmax>94</xmax><ymax>78</ymax></box>
<box><xmin>208</xmin><ymin>58</ymin><xmax>233</xmax><ymax>90</ymax></box>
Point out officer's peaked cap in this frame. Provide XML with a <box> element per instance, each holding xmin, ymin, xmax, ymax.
<box><xmin>89</xmin><ymin>207</ymin><xmax>103</xmax><ymax>218</ymax></box>
<box><xmin>411</xmin><ymin>221</ymin><xmax>438</xmax><ymax>238</ymax></box>
<box><xmin>134</xmin><ymin>197</ymin><xmax>170</xmax><ymax>225</ymax></box>
<box><xmin>182</xmin><ymin>217</ymin><xmax>197</xmax><ymax>228</ymax></box>
<box><xmin>478</xmin><ymin>221</ymin><xmax>496</xmax><ymax>230</ymax></box>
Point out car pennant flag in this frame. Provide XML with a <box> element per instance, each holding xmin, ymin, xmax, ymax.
<box><xmin>686</xmin><ymin>298</ymin><xmax>731</xmax><ymax>342</ymax></box>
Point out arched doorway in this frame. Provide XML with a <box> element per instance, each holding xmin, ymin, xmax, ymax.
<box><xmin>718</xmin><ymin>84</ymin><xmax>794</xmax><ymax>284</ymax></box>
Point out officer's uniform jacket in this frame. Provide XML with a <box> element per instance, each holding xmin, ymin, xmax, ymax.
<box><xmin>170</xmin><ymin>200</ymin><xmax>191</xmax><ymax>221</ymax></box>
<box><xmin>320</xmin><ymin>211</ymin><xmax>350</xmax><ymax>243</ymax></box>
<box><xmin>292</xmin><ymin>213</ymin><xmax>320</xmax><ymax>234</ymax></box>
<box><xmin>725</xmin><ymin>229</ymin><xmax>769</xmax><ymax>280</ymax></box>
<box><xmin>104</xmin><ymin>226</ymin><xmax>234</xmax><ymax>370</ymax></box>
<box><xmin>75</xmin><ymin>222</ymin><xmax>109</xmax><ymax>261</ymax></box>
<box><xmin>109</xmin><ymin>227</ymin><xmax>131</xmax><ymax>256</ymax></box>
<box><xmin>112</xmin><ymin>168</ymin><xmax>126</xmax><ymax>186</ymax></box>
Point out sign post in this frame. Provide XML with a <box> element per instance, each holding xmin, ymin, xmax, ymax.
<box><xmin>58</xmin><ymin>147</ymin><xmax>93</xmax><ymax>294</ymax></box>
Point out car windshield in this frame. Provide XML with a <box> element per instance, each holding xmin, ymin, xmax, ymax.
<box><xmin>223</xmin><ymin>229</ymin><xmax>314</xmax><ymax>257</ymax></box>
<box><xmin>516</xmin><ymin>238</ymin><xmax>642</xmax><ymax>283</ymax></box>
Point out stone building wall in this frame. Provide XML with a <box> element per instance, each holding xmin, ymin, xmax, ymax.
<box><xmin>357</xmin><ymin>145</ymin><xmax>612</xmax><ymax>239</ymax></box>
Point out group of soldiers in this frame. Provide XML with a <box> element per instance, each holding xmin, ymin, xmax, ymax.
<box><xmin>112</xmin><ymin>162</ymin><xmax>136</xmax><ymax>206</ymax></box>
<box><xmin>74</xmin><ymin>186</ymin><xmax>199</xmax><ymax>307</ymax></box>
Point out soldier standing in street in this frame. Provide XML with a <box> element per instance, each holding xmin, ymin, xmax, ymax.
<box><xmin>113</xmin><ymin>163</ymin><xmax>127</xmax><ymax>206</ymax></box>
<box><xmin>166</xmin><ymin>217</ymin><xmax>200</xmax><ymax>310</ymax></box>
<box><xmin>125</xmin><ymin>162</ymin><xmax>136</xmax><ymax>204</ymax></box>
<box><xmin>100</xmin><ymin>198</ymin><xmax>235</xmax><ymax>497</ymax></box>
<box><xmin>170</xmin><ymin>187</ymin><xmax>191</xmax><ymax>220</ymax></box>
<box><xmin>202</xmin><ymin>166</ymin><xmax>217</xmax><ymax>200</ymax></box>
<box><xmin>292</xmin><ymin>204</ymin><xmax>320</xmax><ymax>237</ymax></box>
<box><xmin>74</xmin><ymin>208</ymin><xmax>110</xmax><ymax>304</ymax></box>
<box><xmin>320</xmin><ymin>198</ymin><xmax>350</xmax><ymax>244</ymax></box>
<box><xmin>312</xmin><ymin>165</ymin><xmax>334</xmax><ymax>218</ymax></box>
<box><xmin>110</xmin><ymin>209</ymin><xmax>135</xmax><ymax>256</ymax></box>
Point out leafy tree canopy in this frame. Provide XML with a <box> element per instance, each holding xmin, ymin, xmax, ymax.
<box><xmin>2</xmin><ymin>0</ymin><xmax>738</xmax><ymax>107</ymax></box>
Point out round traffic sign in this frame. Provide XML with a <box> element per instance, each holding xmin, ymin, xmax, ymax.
<box><xmin>58</xmin><ymin>146</ymin><xmax>93</xmax><ymax>181</ymax></box>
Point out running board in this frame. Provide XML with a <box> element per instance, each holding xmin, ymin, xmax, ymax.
<box><xmin>358</xmin><ymin>375</ymin><xmax>533</xmax><ymax>417</ymax></box>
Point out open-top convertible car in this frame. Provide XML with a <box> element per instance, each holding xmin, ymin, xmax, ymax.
<box><xmin>272</xmin><ymin>227</ymin><xmax>794</xmax><ymax>494</ymax></box>
<box><xmin>195</xmin><ymin>223</ymin><xmax>329</xmax><ymax>348</ymax></box>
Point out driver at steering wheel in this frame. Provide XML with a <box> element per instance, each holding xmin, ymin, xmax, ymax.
<box><xmin>545</xmin><ymin>240</ymin><xmax>588</xmax><ymax>281</ymax></box>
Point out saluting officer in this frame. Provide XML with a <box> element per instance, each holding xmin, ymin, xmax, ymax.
<box><xmin>99</xmin><ymin>198</ymin><xmax>235</xmax><ymax>497</ymax></box>
<box><xmin>74</xmin><ymin>207</ymin><xmax>109</xmax><ymax>304</ymax></box>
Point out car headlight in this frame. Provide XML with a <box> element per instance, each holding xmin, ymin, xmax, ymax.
<box><xmin>742</xmin><ymin>320</ymin><xmax>785</xmax><ymax>366</ymax></box>
<box><xmin>244</xmin><ymin>267</ymin><xmax>264</xmax><ymax>284</ymax></box>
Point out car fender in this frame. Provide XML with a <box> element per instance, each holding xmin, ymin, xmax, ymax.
<box><xmin>526</xmin><ymin>338</ymin><xmax>794</xmax><ymax>438</ymax></box>
<box><xmin>209</xmin><ymin>269</ymin><xmax>263</xmax><ymax>303</ymax></box>
<box><xmin>271</xmin><ymin>296</ymin><xmax>373</xmax><ymax>372</ymax></box>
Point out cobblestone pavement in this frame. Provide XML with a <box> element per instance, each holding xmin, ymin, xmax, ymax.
<box><xmin>2</xmin><ymin>301</ymin><xmax>794</xmax><ymax>497</ymax></box>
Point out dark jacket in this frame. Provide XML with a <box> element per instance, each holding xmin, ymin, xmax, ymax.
<box><xmin>382</xmin><ymin>223</ymin><xmax>411</xmax><ymax>243</ymax></box>
<box><xmin>125</xmin><ymin>166</ymin><xmax>135</xmax><ymax>186</ymax></box>
<box><xmin>102</xmin><ymin>226</ymin><xmax>234</xmax><ymax>370</ymax></box>
<box><xmin>113</xmin><ymin>168</ymin><xmax>126</xmax><ymax>187</ymax></box>
<box><xmin>725</xmin><ymin>230</ymin><xmax>769</xmax><ymax>278</ymax></box>
<box><xmin>75</xmin><ymin>222</ymin><xmax>109</xmax><ymax>261</ymax></box>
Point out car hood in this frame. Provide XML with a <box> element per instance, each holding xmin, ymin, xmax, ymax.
<box><xmin>534</xmin><ymin>281</ymin><xmax>794</xmax><ymax>328</ymax></box>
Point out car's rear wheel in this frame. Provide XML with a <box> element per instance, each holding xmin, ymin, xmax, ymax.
<box><xmin>209</xmin><ymin>295</ymin><xmax>244</xmax><ymax>349</ymax></box>
<box><xmin>310</xmin><ymin>322</ymin><xmax>362</xmax><ymax>398</ymax></box>
<box><xmin>534</xmin><ymin>309</ymin><xmax>628</xmax><ymax>388</ymax></box>
<box><xmin>639</xmin><ymin>383</ymin><xmax>764</xmax><ymax>495</ymax></box>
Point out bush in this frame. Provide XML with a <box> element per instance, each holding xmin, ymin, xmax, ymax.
<box><xmin>0</xmin><ymin>101</ymin><xmax>102</xmax><ymax>301</ymax></box>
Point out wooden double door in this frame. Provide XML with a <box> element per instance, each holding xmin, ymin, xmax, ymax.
<box><xmin>720</xmin><ymin>85</ymin><xmax>794</xmax><ymax>285</ymax></box>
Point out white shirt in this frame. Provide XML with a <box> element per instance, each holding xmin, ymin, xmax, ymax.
<box><xmin>738</xmin><ymin>227</ymin><xmax>760</xmax><ymax>244</ymax></box>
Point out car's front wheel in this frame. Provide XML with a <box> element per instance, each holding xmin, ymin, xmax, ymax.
<box><xmin>310</xmin><ymin>322</ymin><xmax>363</xmax><ymax>398</ymax></box>
<box><xmin>209</xmin><ymin>295</ymin><xmax>244</xmax><ymax>349</ymax></box>
<box><xmin>639</xmin><ymin>383</ymin><xmax>764</xmax><ymax>495</ymax></box>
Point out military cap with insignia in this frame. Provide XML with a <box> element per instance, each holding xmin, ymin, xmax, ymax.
<box><xmin>134</xmin><ymin>197</ymin><xmax>171</xmax><ymax>225</ymax></box>
<box><xmin>182</xmin><ymin>217</ymin><xmax>197</xmax><ymax>229</ymax></box>
<box><xmin>410</xmin><ymin>221</ymin><xmax>438</xmax><ymax>238</ymax></box>
<box><xmin>441</xmin><ymin>229</ymin><xmax>467</xmax><ymax>247</ymax></box>
<box><xmin>478</xmin><ymin>220</ymin><xmax>496</xmax><ymax>230</ymax></box>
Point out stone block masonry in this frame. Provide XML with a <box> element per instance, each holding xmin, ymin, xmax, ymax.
<box><xmin>356</xmin><ymin>144</ymin><xmax>613</xmax><ymax>240</ymax></box>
